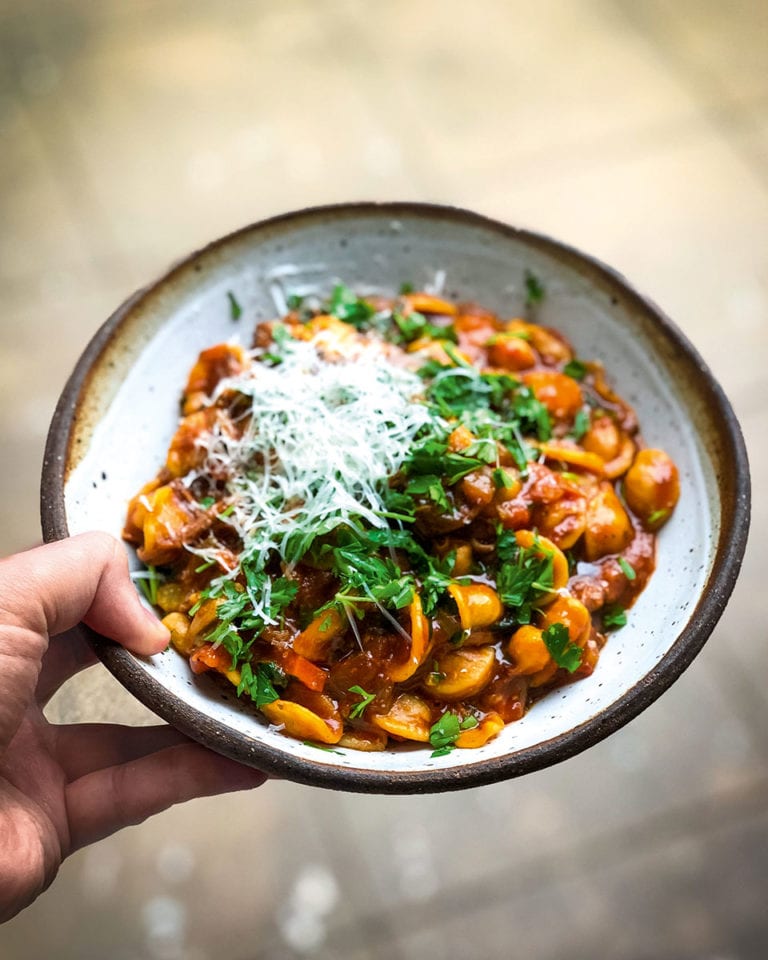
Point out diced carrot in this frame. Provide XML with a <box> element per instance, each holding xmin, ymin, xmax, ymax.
<box><xmin>274</xmin><ymin>648</ymin><xmax>328</xmax><ymax>692</ymax></box>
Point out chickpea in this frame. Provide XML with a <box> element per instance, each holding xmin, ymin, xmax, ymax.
<box><xmin>623</xmin><ymin>448</ymin><xmax>680</xmax><ymax>529</ymax></box>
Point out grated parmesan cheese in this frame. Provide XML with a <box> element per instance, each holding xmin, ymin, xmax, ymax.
<box><xmin>190</xmin><ymin>332</ymin><xmax>432</xmax><ymax>599</ymax></box>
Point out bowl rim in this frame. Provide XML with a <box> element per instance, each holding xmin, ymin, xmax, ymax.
<box><xmin>40</xmin><ymin>200</ymin><xmax>751</xmax><ymax>794</ymax></box>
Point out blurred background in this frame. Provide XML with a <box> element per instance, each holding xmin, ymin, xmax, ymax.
<box><xmin>1</xmin><ymin>1</ymin><xmax>767</xmax><ymax>957</ymax></box>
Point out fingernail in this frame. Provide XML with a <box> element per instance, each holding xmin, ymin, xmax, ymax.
<box><xmin>143</xmin><ymin>605</ymin><xmax>170</xmax><ymax>640</ymax></box>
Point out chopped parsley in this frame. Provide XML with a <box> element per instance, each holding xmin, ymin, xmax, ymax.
<box><xmin>563</xmin><ymin>359</ymin><xmax>588</xmax><ymax>381</ymax></box>
<box><xmin>524</xmin><ymin>269</ymin><xmax>545</xmax><ymax>307</ymax></box>
<box><xmin>542</xmin><ymin>622</ymin><xmax>583</xmax><ymax>673</ymax></box>
<box><xmin>327</xmin><ymin>283</ymin><xmax>375</xmax><ymax>328</ymax></box>
<box><xmin>492</xmin><ymin>467</ymin><xmax>516</xmax><ymax>489</ymax></box>
<box><xmin>429</xmin><ymin>712</ymin><xmax>478</xmax><ymax>757</ymax></box>
<box><xmin>227</xmin><ymin>291</ymin><xmax>242</xmax><ymax>321</ymax></box>
<box><xmin>303</xmin><ymin>741</ymin><xmax>345</xmax><ymax>754</ymax></box>
<box><xmin>393</xmin><ymin>310</ymin><xmax>458</xmax><ymax>345</ymax></box>
<box><xmin>618</xmin><ymin>557</ymin><xmax>637</xmax><ymax>581</ymax></box>
<box><xmin>647</xmin><ymin>508</ymin><xmax>669</xmax><ymax>525</ymax></box>
<box><xmin>236</xmin><ymin>661</ymin><xmax>287</xmax><ymax>706</ymax></box>
<box><xmin>570</xmin><ymin>408</ymin><xmax>590</xmax><ymax>441</ymax></box>
<box><xmin>603</xmin><ymin>604</ymin><xmax>627</xmax><ymax>629</ymax></box>
<box><xmin>197</xmin><ymin>572</ymin><xmax>298</xmax><ymax>669</ymax></box>
<box><xmin>348</xmin><ymin>685</ymin><xmax>376</xmax><ymax>719</ymax></box>
<box><xmin>496</xmin><ymin>532</ymin><xmax>555</xmax><ymax>624</ymax></box>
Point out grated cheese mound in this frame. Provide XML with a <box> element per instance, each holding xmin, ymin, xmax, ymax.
<box><xmin>192</xmin><ymin>333</ymin><xmax>432</xmax><ymax>591</ymax></box>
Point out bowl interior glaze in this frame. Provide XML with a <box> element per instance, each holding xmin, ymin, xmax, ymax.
<box><xmin>41</xmin><ymin>203</ymin><xmax>750</xmax><ymax>793</ymax></box>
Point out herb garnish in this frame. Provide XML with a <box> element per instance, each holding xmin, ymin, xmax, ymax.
<box><xmin>429</xmin><ymin>712</ymin><xmax>479</xmax><ymax>757</ymax></box>
<box><xmin>393</xmin><ymin>310</ymin><xmax>458</xmax><ymax>345</ymax></box>
<box><xmin>542</xmin><ymin>622</ymin><xmax>583</xmax><ymax>673</ymax></box>
<box><xmin>603</xmin><ymin>604</ymin><xmax>627</xmax><ymax>629</ymax></box>
<box><xmin>196</xmin><ymin>573</ymin><xmax>298</xmax><ymax>669</ymax></box>
<box><xmin>618</xmin><ymin>557</ymin><xmax>637</xmax><ymax>581</ymax></box>
<box><xmin>563</xmin><ymin>359</ymin><xmax>588</xmax><ymax>381</ymax></box>
<box><xmin>328</xmin><ymin>283</ymin><xmax>375</xmax><ymax>328</ymax></box>
<box><xmin>348</xmin><ymin>685</ymin><xmax>376</xmax><ymax>719</ymax></box>
<box><xmin>524</xmin><ymin>269</ymin><xmax>545</xmax><ymax>307</ymax></box>
<box><xmin>236</xmin><ymin>661</ymin><xmax>287</xmax><ymax>706</ymax></box>
<box><xmin>570</xmin><ymin>408</ymin><xmax>590</xmax><ymax>441</ymax></box>
<box><xmin>227</xmin><ymin>291</ymin><xmax>242</xmax><ymax>320</ymax></box>
<box><xmin>495</xmin><ymin>531</ymin><xmax>555</xmax><ymax>624</ymax></box>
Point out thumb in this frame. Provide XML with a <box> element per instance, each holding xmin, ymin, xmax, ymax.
<box><xmin>0</xmin><ymin>532</ymin><xmax>169</xmax><ymax>655</ymax></box>
<box><xmin>0</xmin><ymin>532</ymin><xmax>168</xmax><ymax>753</ymax></box>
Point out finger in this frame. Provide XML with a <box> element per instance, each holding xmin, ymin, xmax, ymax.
<box><xmin>53</xmin><ymin>722</ymin><xmax>189</xmax><ymax>780</ymax></box>
<box><xmin>0</xmin><ymin>532</ymin><xmax>169</xmax><ymax>655</ymax></box>
<box><xmin>0</xmin><ymin>533</ymin><xmax>168</xmax><ymax>751</ymax></box>
<box><xmin>66</xmin><ymin>743</ymin><xmax>267</xmax><ymax>851</ymax></box>
<box><xmin>36</xmin><ymin>628</ymin><xmax>99</xmax><ymax>705</ymax></box>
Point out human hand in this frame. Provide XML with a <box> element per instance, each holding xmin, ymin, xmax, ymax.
<box><xmin>0</xmin><ymin>532</ymin><xmax>266</xmax><ymax>923</ymax></box>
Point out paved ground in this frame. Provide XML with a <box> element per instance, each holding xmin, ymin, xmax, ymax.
<box><xmin>0</xmin><ymin>1</ymin><xmax>766</xmax><ymax>957</ymax></box>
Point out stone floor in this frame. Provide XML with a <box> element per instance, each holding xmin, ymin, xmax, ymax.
<box><xmin>1</xmin><ymin>1</ymin><xmax>766</xmax><ymax>957</ymax></box>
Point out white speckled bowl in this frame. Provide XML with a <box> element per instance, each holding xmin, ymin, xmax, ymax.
<box><xmin>41</xmin><ymin>203</ymin><xmax>750</xmax><ymax>793</ymax></box>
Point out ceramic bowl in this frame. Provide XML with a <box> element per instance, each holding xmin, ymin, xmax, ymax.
<box><xmin>41</xmin><ymin>202</ymin><xmax>750</xmax><ymax>793</ymax></box>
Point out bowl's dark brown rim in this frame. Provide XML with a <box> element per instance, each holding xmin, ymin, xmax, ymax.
<box><xmin>41</xmin><ymin>201</ymin><xmax>751</xmax><ymax>794</ymax></box>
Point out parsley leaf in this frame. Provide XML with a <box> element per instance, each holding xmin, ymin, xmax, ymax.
<box><xmin>492</xmin><ymin>467</ymin><xmax>516</xmax><ymax>489</ymax></box>
<box><xmin>327</xmin><ymin>284</ymin><xmax>375</xmax><ymax>328</ymax></box>
<box><xmin>496</xmin><ymin>535</ymin><xmax>554</xmax><ymax>624</ymax></box>
<box><xmin>348</xmin><ymin>685</ymin><xmax>376</xmax><ymax>719</ymax></box>
<box><xmin>236</xmin><ymin>661</ymin><xmax>287</xmax><ymax>706</ymax></box>
<box><xmin>227</xmin><ymin>291</ymin><xmax>242</xmax><ymax>320</ymax></box>
<box><xmin>603</xmin><ymin>604</ymin><xmax>627</xmax><ymax>629</ymax></box>
<box><xmin>524</xmin><ymin>269</ymin><xmax>545</xmax><ymax>307</ymax></box>
<box><xmin>405</xmin><ymin>473</ymin><xmax>450</xmax><ymax>513</ymax></box>
<box><xmin>563</xmin><ymin>359</ymin><xmax>588</xmax><ymax>381</ymax></box>
<box><xmin>404</xmin><ymin>433</ymin><xmax>485</xmax><ymax>486</ymax></box>
<box><xmin>570</xmin><ymin>408</ymin><xmax>590</xmax><ymax>441</ymax></box>
<box><xmin>542</xmin><ymin>622</ymin><xmax>583</xmax><ymax>673</ymax></box>
<box><xmin>429</xmin><ymin>712</ymin><xmax>478</xmax><ymax>757</ymax></box>
<box><xmin>393</xmin><ymin>310</ymin><xmax>458</xmax><ymax>345</ymax></box>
